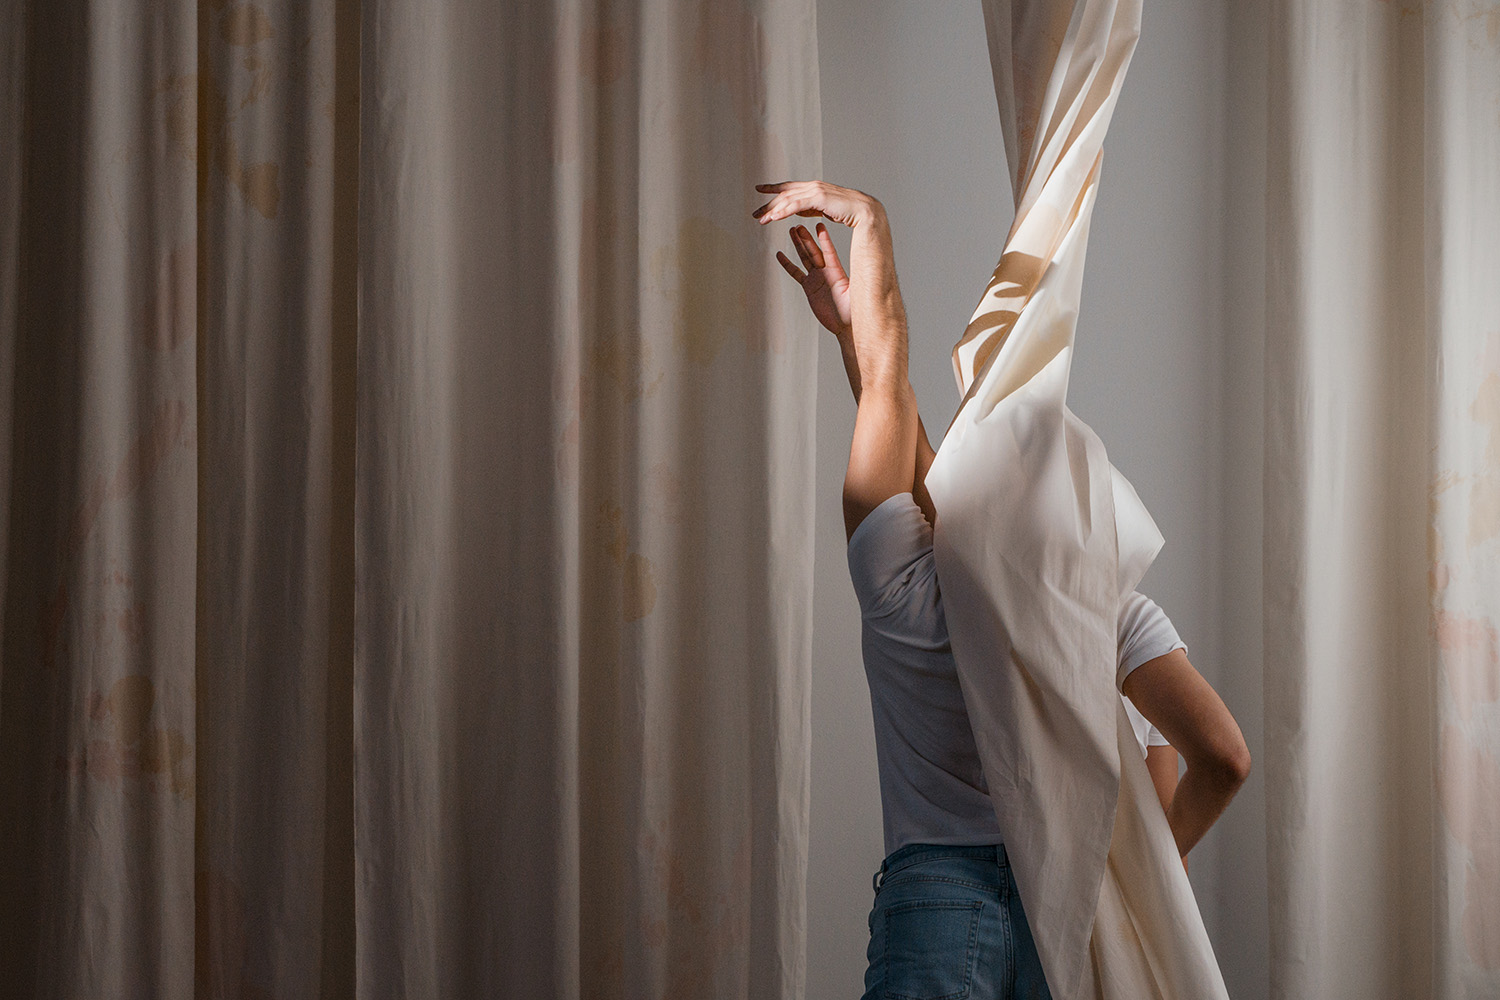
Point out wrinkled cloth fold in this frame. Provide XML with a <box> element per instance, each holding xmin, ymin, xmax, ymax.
<box><xmin>924</xmin><ymin>1</ymin><xmax>1229</xmax><ymax>997</ymax></box>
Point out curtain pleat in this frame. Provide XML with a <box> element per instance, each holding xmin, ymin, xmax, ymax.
<box><xmin>193</xmin><ymin>0</ymin><xmax>352</xmax><ymax>996</ymax></box>
<box><xmin>1427</xmin><ymin>9</ymin><xmax>1500</xmax><ymax>993</ymax></box>
<box><xmin>354</xmin><ymin>1</ymin><xmax>819</xmax><ymax>996</ymax></box>
<box><xmin>0</xmin><ymin>3</ymin><xmax>199</xmax><ymax>996</ymax></box>
<box><xmin>1265</xmin><ymin>2</ymin><xmax>1500</xmax><ymax>997</ymax></box>
<box><xmin>2</xmin><ymin>0</ymin><xmax>817</xmax><ymax>996</ymax></box>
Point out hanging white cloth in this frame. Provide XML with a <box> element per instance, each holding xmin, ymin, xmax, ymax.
<box><xmin>924</xmin><ymin>1</ymin><xmax>1229</xmax><ymax>997</ymax></box>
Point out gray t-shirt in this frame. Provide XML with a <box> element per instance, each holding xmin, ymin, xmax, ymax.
<box><xmin>847</xmin><ymin>492</ymin><xmax>1186</xmax><ymax>855</ymax></box>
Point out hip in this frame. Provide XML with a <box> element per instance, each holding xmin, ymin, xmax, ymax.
<box><xmin>862</xmin><ymin>843</ymin><xmax>1051</xmax><ymax>1000</ymax></box>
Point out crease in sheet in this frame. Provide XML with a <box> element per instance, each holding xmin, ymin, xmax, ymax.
<box><xmin>924</xmin><ymin>1</ymin><xmax>1229</xmax><ymax>997</ymax></box>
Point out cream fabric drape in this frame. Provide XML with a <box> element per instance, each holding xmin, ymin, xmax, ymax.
<box><xmin>925</xmin><ymin>1</ymin><xmax>1228</xmax><ymax>997</ymax></box>
<box><xmin>0</xmin><ymin>0</ymin><xmax>819</xmax><ymax>996</ymax></box>
<box><xmin>1265</xmin><ymin>2</ymin><xmax>1500</xmax><ymax>997</ymax></box>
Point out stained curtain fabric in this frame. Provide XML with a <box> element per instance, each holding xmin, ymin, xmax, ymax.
<box><xmin>924</xmin><ymin>1</ymin><xmax>1228</xmax><ymax>997</ymax></box>
<box><xmin>355</xmin><ymin>1</ymin><xmax>819</xmax><ymax>996</ymax></box>
<box><xmin>0</xmin><ymin>0</ymin><xmax>819</xmax><ymax>997</ymax></box>
<box><xmin>1264</xmin><ymin>2</ymin><xmax>1500</xmax><ymax>998</ymax></box>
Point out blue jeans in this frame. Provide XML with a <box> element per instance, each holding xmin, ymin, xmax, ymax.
<box><xmin>861</xmin><ymin>843</ymin><xmax>1053</xmax><ymax>1000</ymax></box>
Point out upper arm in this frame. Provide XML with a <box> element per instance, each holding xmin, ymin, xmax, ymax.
<box><xmin>846</xmin><ymin>493</ymin><xmax>941</xmax><ymax>631</ymax></box>
<box><xmin>1121</xmin><ymin>648</ymin><xmax>1251</xmax><ymax>785</ymax></box>
<box><xmin>843</xmin><ymin>384</ymin><xmax>920</xmax><ymax>539</ymax></box>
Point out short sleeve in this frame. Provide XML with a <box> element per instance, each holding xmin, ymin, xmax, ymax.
<box><xmin>1116</xmin><ymin>591</ymin><xmax>1188</xmax><ymax>691</ymax></box>
<box><xmin>846</xmin><ymin>493</ymin><xmax>938</xmax><ymax>621</ymax></box>
<box><xmin>1120</xmin><ymin>694</ymin><xmax>1170</xmax><ymax>757</ymax></box>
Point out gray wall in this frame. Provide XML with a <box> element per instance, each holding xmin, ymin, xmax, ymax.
<box><xmin>806</xmin><ymin>1</ymin><xmax>1270</xmax><ymax>997</ymax></box>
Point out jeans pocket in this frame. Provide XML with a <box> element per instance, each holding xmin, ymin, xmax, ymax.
<box><xmin>879</xmin><ymin>898</ymin><xmax>982</xmax><ymax>1000</ymax></box>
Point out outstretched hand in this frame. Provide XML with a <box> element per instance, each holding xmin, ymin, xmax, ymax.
<box><xmin>751</xmin><ymin>179</ymin><xmax>876</xmax><ymax>229</ymax></box>
<box><xmin>775</xmin><ymin>224</ymin><xmax>852</xmax><ymax>337</ymax></box>
<box><xmin>753</xmin><ymin>180</ymin><xmax>885</xmax><ymax>343</ymax></box>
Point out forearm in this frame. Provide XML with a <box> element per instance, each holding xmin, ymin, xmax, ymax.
<box><xmin>1164</xmin><ymin>754</ymin><xmax>1243</xmax><ymax>856</ymax></box>
<box><xmin>847</xmin><ymin>210</ymin><xmax>908</xmax><ymax>389</ymax></box>
<box><xmin>912</xmin><ymin>417</ymin><xmax>938</xmax><ymax>526</ymax></box>
<box><xmin>835</xmin><ymin>332</ymin><xmax>862</xmax><ymax>403</ymax></box>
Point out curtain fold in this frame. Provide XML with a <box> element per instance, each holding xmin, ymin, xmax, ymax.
<box><xmin>1</xmin><ymin>3</ymin><xmax>200</xmax><ymax>994</ymax></box>
<box><xmin>1</xmin><ymin>0</ymin><xmax>818</xmax><ymax>996</ymax></box>
<box><xmin>193</xmin><ymin>0</ymin><xmax>358</xmax><ymax>996</ymax></box>
<box><xmin>354</xmin><ymin>2</ymin><xmax>819</xmax><ymax>993</ymax></box>
<box><xmin>925</xmin><ymin>2</ymin><xmax>1228</xmax><ymax>998</ymax></box>
<box><xmin>1265</xmin><ymin>2</ymin><xmax>1500</xmax><ymax>997</ymax></box>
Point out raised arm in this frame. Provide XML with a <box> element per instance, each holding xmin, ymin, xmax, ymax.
<box><xmin>764</xmin><ymin>199</ymin><xmax>937</xmax><ymax>530</ymax></box>
<box><xmin>757</xmin><ymin>181</ymin><xmax>917</xmax><ymax>538</ymax></box>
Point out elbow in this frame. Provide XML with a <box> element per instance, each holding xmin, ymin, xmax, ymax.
<box><xmin>1183</xmin><ymin>732</ymin><xmax>1250</xmax><ymax>794</ymax></box>
<box><xmin>1209</xmin><ymin>740</ymin><xmax>1252</xmax><ymax>792</ymax></box>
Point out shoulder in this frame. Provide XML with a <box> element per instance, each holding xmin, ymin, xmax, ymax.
<box><xmin>1116</xmin><ymin>591</ymin><xmax>1188</xmax><ymax>688</ymax></box>
<box><xmin>847</xmin><ymin>492</ymin><xmax>940</xmax><ymax>624</ymax></box>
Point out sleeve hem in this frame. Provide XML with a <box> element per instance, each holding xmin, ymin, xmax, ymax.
<box><xmin>1115</xmin><ymin>640</ymin><xmax>1188</xmax><ymax>691</ymax></box>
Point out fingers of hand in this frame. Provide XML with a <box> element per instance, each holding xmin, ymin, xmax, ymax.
<box><xmin>815</xmin><ymin>223</ymin><xmax>837</xmax><ymax>256</ymax></box>
<box><xmin>815</xmin><ymin>224</ymin><xmax>846</xmax><ymax>275</ymax></box>
<box><xmin>756</xmin><ymin>195</ymin><xmax>812</xmax><ymax>224</ymax></box>
<box><xmin>752</xmin><ymin>181</ymin><xmax>855</xmax><ymax>226</ymax></box>
<box><xmin>792</xmin><ymin>226</ymin><xmax>824</xmax><ymax>271</ymax></box>
<box><xmin>753</xmin><ymin>181</ymin><xmax>825</xmax><ymax>224</ymax></box>
<box><xmin>775</xmin><ymin>250</ymin><xmax>806</xmax><ymax>283</ymax></box>
<box><xmin>753</xmin><ymin>181</ymin><xmax>801</xmax><ymax>221</ymax></box>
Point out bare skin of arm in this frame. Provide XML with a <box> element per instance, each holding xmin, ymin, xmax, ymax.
<box><xmin>1145</xmin><ymin>744</ymin><xmax>1179</xmax><ymax>813</ymax></box>
<box><xmin>1144</xmin><ymin>744</ymin><xmax>1186</xmax><ymax>872</ymax></box>
<box><xmin>1122</xmin><ymin>649</ymin><xmax>1250</xmax><ymax>858</ymax></box>
<box><xmin>767</xmin><ymin>212</ymin><xmax>937</xmax><ymax>528</ymax></box>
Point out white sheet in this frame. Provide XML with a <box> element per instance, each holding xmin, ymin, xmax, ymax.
<box><xmin>925</xmin><ymin>1</ymin><xmax>1229</xmax><ymax>996</ymax></box>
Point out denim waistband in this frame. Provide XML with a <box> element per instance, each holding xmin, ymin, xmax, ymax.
<box><xmin>873</xmin><ymin>842</ymin><xmax>1009</xmax><ymax>892</ymax></box>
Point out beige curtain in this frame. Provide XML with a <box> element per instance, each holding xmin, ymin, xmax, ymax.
<box><xmin>1265</xmin><ymin>1</ymin><xmax>1500</xmax><ymax>998</ymax></box>
<box><xmin>0</xmin><ymin>0</ymin><xmax>819</xmax><ymax>996</ymax></box>
<box><xmin>354</xmin><ymin>0</ymin><xmax>819</xmax><ymax>996</ymax></box>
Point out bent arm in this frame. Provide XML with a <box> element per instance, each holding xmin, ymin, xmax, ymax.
<box><xmin>775</xmin><ymin>217</ymin><xmax>937</xmax><ymax>529</ymax></box>
<box><xmin>1121</xmin><ymin>649</ymin><xmax>1250</xmax><ymax>857</ymax></box>
<box><xmin>754</xmin><ymin>181</ymin><xmax>926</xmax><ymax>537</ymax></box>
